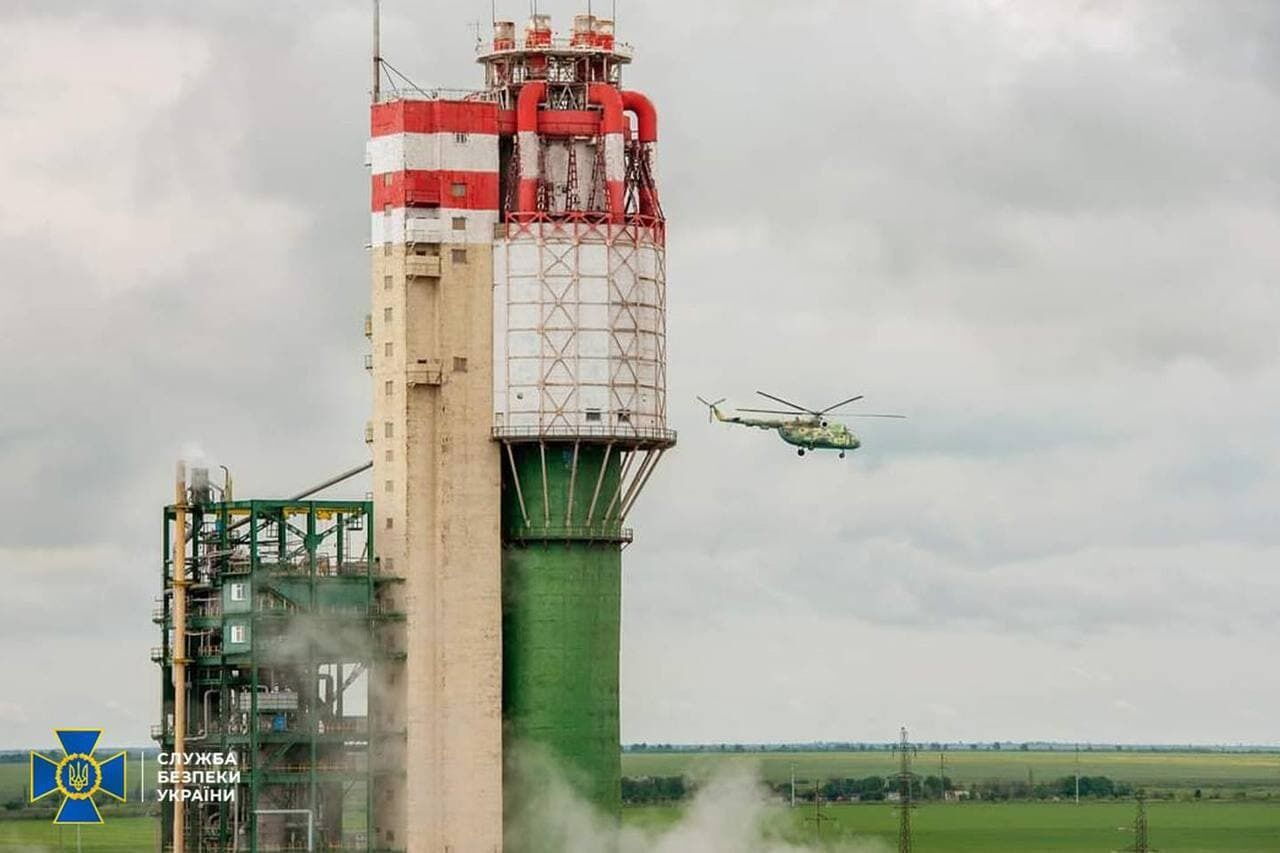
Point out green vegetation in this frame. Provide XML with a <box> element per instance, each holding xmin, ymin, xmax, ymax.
<box><xmin>621</xmin><ymin>775</ymin><xmax>687</xmax><ymax>804</ymax></box>
<box><xmin>624</xmin><ymin>801</ymin><xmax>1280</xmax><ymax>851</ymax></box>
<box><xmin>622</xmin><ymin>749</ymin><xmax>1280</xmax><ymax>799</ymax></box>
<box><xmin>0</xmin><ymin>816</ymin><xmax>155</xmax><ymax>852</ymax></box>
<box><xmin>2</xmin><ymin>750</ymin><xmax>1277</xmax><ymax>851</ymax></box>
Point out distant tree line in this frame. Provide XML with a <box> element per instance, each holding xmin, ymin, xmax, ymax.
<box><xmin>622</xmin><ymin>743</ymin><xmax>1280</xmax><ymax>754</ymax></box>
<box><xmin>620</xmin><ymin>776</ymin><xmax>688</xmax><ymax>804</ymax></box>
<box><xmin>621</xmin><ymin>774</ymin><xmax>1141</xmax><ymax>805</ymax></box>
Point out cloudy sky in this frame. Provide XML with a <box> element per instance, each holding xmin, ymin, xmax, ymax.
<box><xmin>2</xmin><ymin>0</ymin><xmax>1278</xmax><ymax>750</ymax></box>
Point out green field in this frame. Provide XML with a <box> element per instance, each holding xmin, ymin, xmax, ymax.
<box><xmin>1</xmin><ymin>802</ymin><xmax>1276</xmax><ymax>852</ymax></box>
<box><xmin>2</xmin><ymin>751</ymin><xmax>1278</xmax><ymax>851</ymax></box>
<box><xmin>0</xmin><ymin>817</ymin><xmax>155</xmax><ymax>852</ymax></box>
<box><xmin>622</xmin><ymin>749</ymin><xmax>1280</xmax><ymax>796</ymax></box>
<box><xmin>626</xmin><ymin>801</ymin><xmax>1280</xmax><ymax>852</ymax></box>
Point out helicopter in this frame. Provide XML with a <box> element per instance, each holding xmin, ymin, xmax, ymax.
<box><xmin>696</xmin><ymin>391</ymin><xmax>905</xmax><ymax>458</ymax></box>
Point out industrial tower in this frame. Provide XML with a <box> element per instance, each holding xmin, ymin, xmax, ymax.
<box><xmin>367</xmin><ymin>10</ymin><xmax>672</xmax><ymax>851</ymax></box>
<box><xmin>156</xmin><ymin>471</ymin><xmax>400</xmax><ymax>852</ymax></box>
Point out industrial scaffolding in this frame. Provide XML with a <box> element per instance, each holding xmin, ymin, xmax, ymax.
<box><xmin>155</xmin><ymin>496</ymin><xmax>404</xmax><ymax>852</ymax></box>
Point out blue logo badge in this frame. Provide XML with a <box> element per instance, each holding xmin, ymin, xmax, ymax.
<box><xmin>30</xmin><ymin>729</ymin><xmax>127</xmax><ymax>824</ymax></box>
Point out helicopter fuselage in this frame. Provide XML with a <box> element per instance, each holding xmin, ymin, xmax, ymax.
<box><xmin>777</xmin><ymin>420</ymin><xmax>860</xmax><ymax>451</ymax></box>
<box><xmin>711</xmin><ymin>408</ymin><xmax>861</xmax><ymax>453</ymax></box>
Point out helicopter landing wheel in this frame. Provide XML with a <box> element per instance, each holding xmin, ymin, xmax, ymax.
<box><xmin>797</xmin><ymin>448</ymin><xmax>805</xmax><ymax>457</ymax></box>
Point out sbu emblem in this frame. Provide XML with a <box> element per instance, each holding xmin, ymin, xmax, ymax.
<box><xmin>30</xmin><ymin>729</ymin><xmax>127</xmax><ymax>824</ymax></box>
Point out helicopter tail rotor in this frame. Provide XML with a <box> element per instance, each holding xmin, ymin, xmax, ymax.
<box><xmin>696</xmin><ymin>396</ymin><xmax>727</xmax><ymax>423</ymax></box>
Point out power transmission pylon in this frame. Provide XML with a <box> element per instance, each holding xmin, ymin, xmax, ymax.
<box><xmin>804</xmin><ymin>781</ymin><xmax>834</xmax><ymax>838</ymax></box>
<box><xmin>1122</xmin><ymin>790</ymin><xmax>1156</xmax><ymax>852</ymax></box>
<box><xmin>893</xmin><ymin>727</ymin><xmax>918</xmax><ymax>853</ymax></box>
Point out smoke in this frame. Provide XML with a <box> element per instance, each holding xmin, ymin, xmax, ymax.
<box><xmin>505</xmin><ymin>744</ymin><xmax>890</xmax><ymax>853</ymax></box>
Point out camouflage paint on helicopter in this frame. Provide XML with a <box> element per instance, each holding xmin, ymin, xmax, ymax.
<box><xmin>698</xmin><ymin>391</ymin><xmax>904</xmax><ymax>458</ymax></box>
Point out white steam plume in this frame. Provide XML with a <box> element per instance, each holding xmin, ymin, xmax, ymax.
<box><xmin>505</xmin><ymin>744</ymin><xmax>890</xmax><ymax>853</ymax></box>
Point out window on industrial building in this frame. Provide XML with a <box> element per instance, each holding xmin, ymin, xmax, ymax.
<box><xmin>229</xmin><ymin>624</ymin><xmax>246</xmax><ymax>644</ymax></box>
<box><xmin>385</xmin><ymin>479</ymin><xmax>394</xmax><ymax>493</ymax></box>
<box><xmin>384</xmin><ymin>341</ymin><xmax>393</xmax><ymax>356</ymax></box>
<box><xmin>384</xmin><ymin>422</ymin><xmax>394</xmax><ymax>438</ymax></box>
<box><xmin>451</xmin><ymin>181</ymin><xmax>467</xmax><ymax>198</ymax></box>
<box><xmin>384</xmin><ymin>379</ymin><xmax>394</xmax><ymax>396</ymax></box>
<box><xmin>385</xmin><ymin>449</ymin><xmax>393</xmax><ymax>462</ymax></box>
<box><xmin>384</xmin><ymin>307</ymin><xmax>393</xmax><ymax>322</ymax></box>
<box><xmin>383</xmin><ymin>203</ymin><xmax>392</xmax><ymax>214</ymax></box>
<box><xmin>451</xmin><ymin>248</ymin><xmax>467</xmax><ymax>264</ymax></box>
<box><xmin>585</xmin><ymin>409</ymin><xmax>602</xmax><ymax>422</ymax></box>
<box><xmin>229</xmin><ymin>582</ymin><xmax>247</xmax><ymax>602</ymax></box>
<box><xmin>383</xmin><ymin>274</ymin><xmax>392</xmax><ymax>290</ymax></box>
<box><xmin>382</xmin><ymin>173</ymin><xmax>393</xmax><ymax>186</ymax></box>
<box><xmin>454</xmin><ymin>132</ymin><xmax>468</xmax><ymax>144</ymax></box>
<box><xmin>452</xmin><ymin>216</ymin><xmax>467</xmax><ymax>231</ymax></box>
<box><xmin>383</xmin><ymin>242</ymin><xmax>392</xmax><ymax>257</ymax></box>
<box><xmin>385</xmin><ymin>517</ymin><xmax>394</xmax><ymax>530</ymax></box>
<box><xmin>453</xmin><ymin>357</ymin><xmax>468</xmax><ymax>373</ymax></box>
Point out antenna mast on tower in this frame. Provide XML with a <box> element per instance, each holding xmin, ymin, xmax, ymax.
<box><xmin>371</xmin><ymin>0</ymin><xmax>381</xmax><ymax>103</ymax></box>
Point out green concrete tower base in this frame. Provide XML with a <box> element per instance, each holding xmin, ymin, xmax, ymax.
<box><xmin>503</xmin><ymin>541</ymin><xmax>622</xmax><ymax>812</ymax></box>
<box><xmin>501</xmin><ymin>442</ymin><xmax>628</xmax><ymax>819</ymax></box>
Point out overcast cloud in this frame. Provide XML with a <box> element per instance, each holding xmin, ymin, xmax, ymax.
<box><xmin>1</xmin><ymin>0</ymin><xmax>1277</xmax><ymax>750</ymax></box>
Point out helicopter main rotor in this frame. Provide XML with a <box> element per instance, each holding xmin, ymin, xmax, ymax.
<box><xmin>736</xmin><ymin>391</ymin><xmax>906</xmax><ymax>424</ymax></box>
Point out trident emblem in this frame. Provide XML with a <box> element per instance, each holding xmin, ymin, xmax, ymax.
<box><xmin>30</xmin><ymin>730</ymin><xmax>127</xmax><ymax>824</ymax></box>
<box><xmin>66</xmin><ymin>759</ymin><xmax>92</xmax><ymax>792</ymax></box>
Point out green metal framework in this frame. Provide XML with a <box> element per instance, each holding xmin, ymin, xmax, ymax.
<box><xmin>154</xmin><ymin>499</ymin><xmax>404</xmax><ymax>852</ymax></box>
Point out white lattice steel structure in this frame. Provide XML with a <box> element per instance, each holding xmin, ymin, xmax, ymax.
<box><xmin>493</xmin><ymin>219</ymin><xmax>667</xmax><ymax>439</ymax></box>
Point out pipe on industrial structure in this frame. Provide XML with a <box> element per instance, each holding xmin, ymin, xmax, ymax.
<box><xmin>288</xmin><ymin>461</ymin><xmax>373</xmax><ymax>502</ymax></box>
<box><xmin>621</xmin><ymin>89</ymin><xmax>658</xmax><ymax>216</ymax></box>
<box><xmin>171</xmin><ymin>462</ymin><xmax>187</xmax><ymax>853</ymax></box>
<box><xmin>620</xmin><ymin>90</ymin><xmax>657</xmax><ymax>143</ymax></box>
<box><xmin>516</xmin><ymin>81</ymin><xmax>547</xmax><ymax>213</ymax></box>
<box><xmin>517</xmin><ymin>81</ymin><xmax>627</xmax><ymax>220</ymax></box>
<box><xmin>588</xmin><ymin>82</ymin><xmax>627</xmax><ymax>221</ymax></box>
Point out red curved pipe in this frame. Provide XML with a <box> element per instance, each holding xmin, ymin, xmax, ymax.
<box><xmin>516</xmin><ymin>82</ymin><xmax>547</xmax><ymax>213</ymax></box>
<box><xmin>621</xmin><ymin>89</ymin><xmax>659</xmax><ymax>216</ymax></box>
<box><xmin>588</xmin><ymin>83</ymin><xmax>626</xmax><ymax>220</ymax></box>
<box><xmin>587</xmin><ymin>83</ymin><xmax>626</xmax><ymax>135</ymax></box>
<box><xmin>620</xmin><ymin>90</ymin><xmax>657</xmax><ymax>143</ymax></box>
<box><xmin>517</xmin><ymin>81</ymin><xmax>546</xmax><ymax>135</ymax></box>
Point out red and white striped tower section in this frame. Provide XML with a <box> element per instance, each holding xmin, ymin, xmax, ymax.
<box><xmin>367</xmin><ymin>101</ymin><xmax>505</xmax><ymax>849</ymax></box>
<box><xmin>365</xmin><ymin>11</ymin><xmax>671</xmax><ymax>850</ymax></box>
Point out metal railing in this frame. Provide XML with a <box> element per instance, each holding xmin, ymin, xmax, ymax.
<box><xmin>476</xmin><ymin>38</ymin><xmax>634</xmax><ymax>59</ymax></box>
<box><xmin>374</xmin><ymin>87</ymin><xmax>494</xmax><ymax>104</ymax></box>
<box><xmin>405</xmin><ymin>255</ymin><xmax>442</xmax><ymax>278</ymax></box>
<box><xmin>493</xmin><ymin>424</ymin><xmax>676</xmax><ymax>446</ymax></box>
<box><xmin>506</xmin><ymin>523</ymin><xmax>633</xmax><ymax>543</ymax></box>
